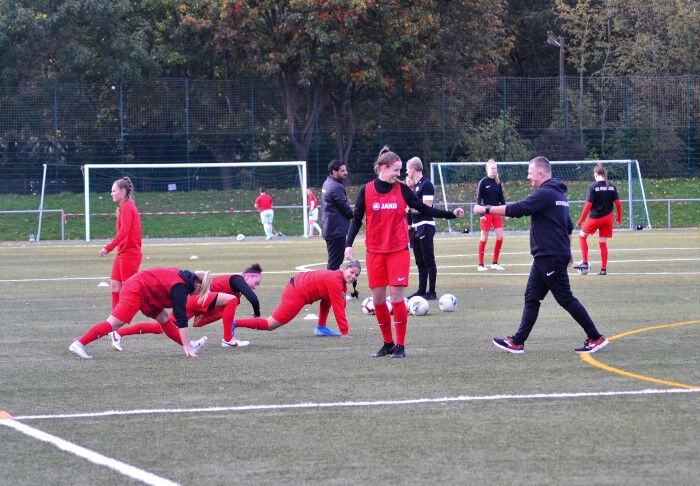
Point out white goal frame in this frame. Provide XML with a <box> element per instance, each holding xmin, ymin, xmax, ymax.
<box><xmin>430</xmin><ymin>159</ymin><xmax>651</xmax><ymax>231</ymax></box>
<box><xmin>82</xmin><ymin>161</ymin><xmax>307</xmax><ymax>242</ymax></box>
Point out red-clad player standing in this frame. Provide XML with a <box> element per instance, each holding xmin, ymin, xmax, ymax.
<box><xmin>98</xmin><ymin>177</ymin><xmax>142</xmax><ymax>309</ymax></box>
<box><xmin>232</xmin><ymin>261</ymin><xmax>362</xmax><ymax>337</ymax></box>
<box><xmin>574</xmin><ymin>163</ymin><xmax>623</xmax><ymax>275</ymax></box>
<box><xmin>344</xmin><ymin>146</ymin><xmax>464</xmax><ymax>358</ymax></box>
<box><xmin>108</xmin><ymin>264</ymin><xmax>263</xmax><ymax>350</ymax></box>
<box><xmin>306</xmin><ymin>187</ymin><xmax>323</xmax><ymax>237</ymax></box>
<box><xmin>254</xmin><ymin>187</ymin><xmax>275</xmax><ymax>239</ymax></box>
<box><xmin>69</xmin><ymin>267</ymin><xmax>212</xmax><ymax>359</ymax></box>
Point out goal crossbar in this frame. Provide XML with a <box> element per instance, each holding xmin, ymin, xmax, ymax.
<box><xmin>82</xmin><ymin>161</ymin><xmax>307</xmax><ymax>242</ymax></box>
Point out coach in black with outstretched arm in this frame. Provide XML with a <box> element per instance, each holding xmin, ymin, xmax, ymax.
<box><xmin>473</xmin><ymin>155</ymin><xmax>608</xmax><ymax>354</ymax></box>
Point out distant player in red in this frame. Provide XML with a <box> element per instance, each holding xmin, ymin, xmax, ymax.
<box><xmin>69</xmin><ymin>267</ymin><xmax>212</xmax><ymax>359</ymax></box>
<box><xmin>232</xmin><ymin>261</ymin><xmax>362</xmax><ymax>337</ymax></box>
<box><xmin>108</xmin><ymin>264</ymin><xmax>263</xmax><ymax>350</ymax></box>
<box><xmin>475</xmin><ymin>159</ymin><xmax>506</xmax><ymax>271</ymax></box>
<box><xmin>344</xmin><ymin>146</ymin><xmax>464</xmax><ymax>358</ymax></box>
<box><xmin>574</xmin><ymin>163</ymin><xmax>623</xmax><ymax>275</ymax></box>
<box><xmin>306</xmin><ymin>187</ymin><xmax>322</xmax><ymax>237</ymax></box>
<box><xmin>254</xmin><ymin>187</ymin><xmax>275</xmax><ymax>239</ymax></box>
<box><xmin>98</xmin><ymin>177</ymin><xmax>142</xmax><ymax>309</ymax></box>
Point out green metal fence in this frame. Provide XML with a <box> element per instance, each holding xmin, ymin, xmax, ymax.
<box><xmin>0</xmin><ymin>75</ymin><xmax>697</xmax><ymax>193</ymax></box>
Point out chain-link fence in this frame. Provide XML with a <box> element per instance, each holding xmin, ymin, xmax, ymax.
<box><xmin>1</xmin><ymin>75</ymin><xmax>697</xmax><ymax>194</ymax></box>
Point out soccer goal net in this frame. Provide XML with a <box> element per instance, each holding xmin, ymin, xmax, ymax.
<box><xmin>430</xmin><ymin>160</ymin><xmax>651</xmax><ymax>232</ymax></box>
<box><xmin>81</xmin><ymin>161</ymin><xmax>307</xmax><ymax>242</ymax></box>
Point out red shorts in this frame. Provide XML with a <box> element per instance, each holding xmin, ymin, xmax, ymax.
<box><xmin>479</xmin><ymin>214</ymin><xmax>504</xmax><ymax>232</ymax></box>
<box><xmin>270</xmin><ymin>282</ymin><xmax>307</xmax><ymax>325</ymax></box>
<box><xmin>111</xmin><ymin>285</ymin><xmax>158</xmax><ymax>323</ymax></box>
<box><xmin>366</xmin><ymin>250</ymin><xmax>410</xmax><ymax>288</ymax></box>
<box><xmin>582</xmin><ymin>213</ymin><xmax>614</xmax><ymax>238</ymax></box>
<box><xmin>111</xmin><ymin>253</ymin><xmax>142</xmax><ymax>282</ymax></box>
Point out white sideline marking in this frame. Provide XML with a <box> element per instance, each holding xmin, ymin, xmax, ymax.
<box><xmin>0</xmin><ymin>417</ymin><xmax>178</xmax><ymax>486</ymax></box>
<box><xmin>14</xmin><ymin>388</ymin><xmax>698</xmax><ymax>421</ymax></box>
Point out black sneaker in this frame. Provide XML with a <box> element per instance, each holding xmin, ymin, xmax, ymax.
<box><xmin>424</xmin><ymin>292</ymin><xmax>437</xmax><ymax>301</ymax></box>
<box><xmin>371</xmin><ymin>342</ymin><xmax>395</xmax><ymax>357</ymax></box>
<box><xmin>599</xmin><ymin>269</ymin><xmax>607</xmax><ymax>275</ymax></box>
<box><xmin>573</xmin><ymin>261</ymin><xmax>590</xmax><ymax>275</ymax></box>
<box><xmin>408</xmin><ymin>291</ymin><xmax>426</xmax><ymax>299</ymax></box>
<box><xmin>492</xmin><ymin>336</ymin><xmax>525</xmax><ymax>354</ymax></box>
<box><xmin>390</xmin><ymin>345</ymin><xmax>405</xmax><ymax>358</ymax></box>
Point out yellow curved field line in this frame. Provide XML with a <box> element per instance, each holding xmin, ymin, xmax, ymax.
<box><xmin>580</xmin><ymin>320</ymin><xmax>699</xmax><ymax>389</ymax></box>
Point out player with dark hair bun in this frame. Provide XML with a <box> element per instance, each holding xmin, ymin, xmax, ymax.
<box><xmin>345</xmin><ymin>146</ymin><xmax>464</xmax><ymax>358</ymax></box>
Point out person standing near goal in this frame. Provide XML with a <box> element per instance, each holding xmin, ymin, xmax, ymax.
<box><xmin>321</xmin><ymin>160</ymin><xmax>354</xmax><ymax>270</ymax></box>
<box><xmin>344</xmin><ymin>146</ymin><xmax>464</xmax><ymax>358</ymax></box>
<box><xmin>98</xmin><ymin>177</ymin><xmax>142</xmax><ymax>310</ymax></box>
<box><xmin>305</xmin><ymin>187</ymin><xmax>323</xmax><ymax>237</ymax></box>
<box><xmin>574</xmin><ymin>163</ymin><xmax>623</xmax><ymax>276</ymax></box>
<box><xmin>475</xmin><ymin>159</ymin><xmax>506</xmax><ymax>271</ymax></box>
<box><xmin>254</xmin><ymin>187</ymin><xmax>275</xmax><ymax>240</ymax></box>
<box><xmin>473</xmin><ymin>156</ymin><xmax>608</xmax><ymax>354</ymax></box>
<box><xmin>405</xmin><ymin>156</ymin><xmax>438</xmax><ymax>301</ymax></box>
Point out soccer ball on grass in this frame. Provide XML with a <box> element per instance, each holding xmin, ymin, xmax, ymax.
<box><xmin>407</xmin><ymin>296</ymin><xmax>430</xmax><ymax>316</ymax></box>
<box><xmin>438</xmin><ymin>293</ymin><xmax>457</xmax><ymax>312</ymax></box>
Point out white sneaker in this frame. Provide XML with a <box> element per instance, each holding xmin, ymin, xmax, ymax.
<box><xmin>108</xmin><ymin>331</ymin><xmax>122</xmax><ymax>351</ymax></box>
<box><xmin>69</xmin><ymin>340</ymin><xmax>92</xmax><ymax>359</ymax></box>
<box><xmin>477</xmin><ymin>265</ymin><xmax>488</xmax><ymax>272</ymax></box>
<box><xmin>221</xmin><ymin>337</ymin><xmax>250</xmax><ymax>348</ymax></box>
<box><xmin>490</xmin><ymin>263</ymin><xmax>506</xmax><ymax>271</ymax></box>
<box><xmin>189</xmin><ymin>336</ymin><xmax>208</xmax><ymax>354</ymax></box>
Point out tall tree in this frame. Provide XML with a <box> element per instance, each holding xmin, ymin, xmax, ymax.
<box><xmin>184</xmin><ymin>1</ymin><xmax>442</xmax><ymax>163</ymax></box>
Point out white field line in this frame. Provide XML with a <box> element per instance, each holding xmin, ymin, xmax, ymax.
<box><xmin>13</xmin><ymin>388</ymin><xmax>699</xmax><ymax>422</ymax></box>
<box><xmin>0</xmin><ymin>418</ymin><xmax>178</xmax><ymax>486</ymax></box>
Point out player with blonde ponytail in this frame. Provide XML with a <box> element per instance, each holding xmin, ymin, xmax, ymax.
<box><xmin>69</xmin><ymin>267</ymin><xmax>212</xmax><ymax>359</ymax></box>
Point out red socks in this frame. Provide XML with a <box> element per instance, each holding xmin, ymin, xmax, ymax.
<box><xmin>222</xmin><ymin>300</ymin><xmax>239</xmax><ymax>341</ymax></box>
<box><xmin>118</xmin><ymin>322</ymin><xmax>163</xmax><ymax>337</ymax></box>
<box><xmin>579</xmin><ymin>236</ymin><xmax>589</xmax><ymax>262</ymax></box>
<box><xmin>235</xmin><ymin>317</ymin><xmax>269</xmax><ymax>330</ymax></box>
<box><xmin>392</xmin><ymin>300</ymin><xmax>408</xmax><ymax>346</ymax></box>
<box><xmin>599</xmin><ymin>242</ymin><xmax>608</xmax><ymax>269</ymax></box>
<box><xmin>374</xmin><ymin>302</ymin><xmax>394</xmax><ymax>344</ymax></box>
<box><xmin>478</xmin><ymin>240</ymin><xmax>487</xmax><ymax>266</ymax></box>
<box><xmin>160</xmin><ymin>318</ymin><xmax>183</xmax><ymax>345</ymax></box>
<box><xmin>493</xmin><ymin>239</ymin><xmax>503</xmax><ymax>263</ymax></box>
<box><xmin>79</xmin><ymin>321</ymin><xmax>113</xmax><ymax>345</ymax></box>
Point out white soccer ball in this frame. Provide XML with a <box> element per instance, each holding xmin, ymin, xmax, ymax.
<box><xmin>407</xmin><ymin>296</ymin><xmax>430</xmax><ymax>316</ymax></box>
<box><xmin>438</xmin><ymin>293</ymin><xmax>458</xmax><ymax>312</ymax></box>
<box><xmin>361</xmin><ymin>296</ymin><xmax>375</xmax><ymax>315</ymax></box>
<box><xmin>236</xmin><ymin>233</ymin><xmax>246</xmax><ymax>242</ymax></box>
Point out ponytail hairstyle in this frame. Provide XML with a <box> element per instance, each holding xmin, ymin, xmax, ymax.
<box><xmin>114</xmin><ymin>176</ymin><xmax>135</xmax><ymax>201</ymax></box>
<box><xmin>374</xmin><ymin>146</ymin><xmax>401</xmax><ymax>175</ymax></box>
<box><xmin>594</xmin><ymin>163</ymin><xmax>609</xmax><ymax>188</ymax></box>
<box><xmin>486</xmin><ymin>159</ymin><xmax>501</xmax><ymax>185</ymax></box>
<box><xmin>194</xmin><ymin>270</ymin><xmax>212</xmax><ymax>306</ymax></box>
<box><xmin>345</xmin><ymin>260</ymin><xmax>361</xmax><ymax>299</ymax></box>
<box><xmin>243</xmin><ymin>263</ymin><xmax>263</xmax><ymax>275</ymax></box>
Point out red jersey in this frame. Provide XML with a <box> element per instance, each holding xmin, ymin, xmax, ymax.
<box><xmin>364</xmin><ymin>181</ymin><xmax>409</xmax><ymax>253</ymax></box>
<box><xmin>308</xmin><ymin>192</ymin><xmax>318</xmax><ymax>211</ymax></box>
<box><xmin>274</xmin><ymin>270</ymin><xmax>350</xmax><ymax>334</ymax></box>
<box><xmin>104</xmin><ymin>199</ymin><xmax>142</xmax><ymax>256</ymax></box>
<box><xmin>254</xmin><ymin>193</ymin><xmax>273</xmax><ymax>212</ymax></box>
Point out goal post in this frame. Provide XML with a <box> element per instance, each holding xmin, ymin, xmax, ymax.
<box><xmin>82</xmin><ymin>161</ymin><xmax>307</xmax><ymax>242</ymax></box>
<box><xmin>430</xmin><ymin>160</ymin><xmax>651</xmax><ymax>232</ymax></box>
